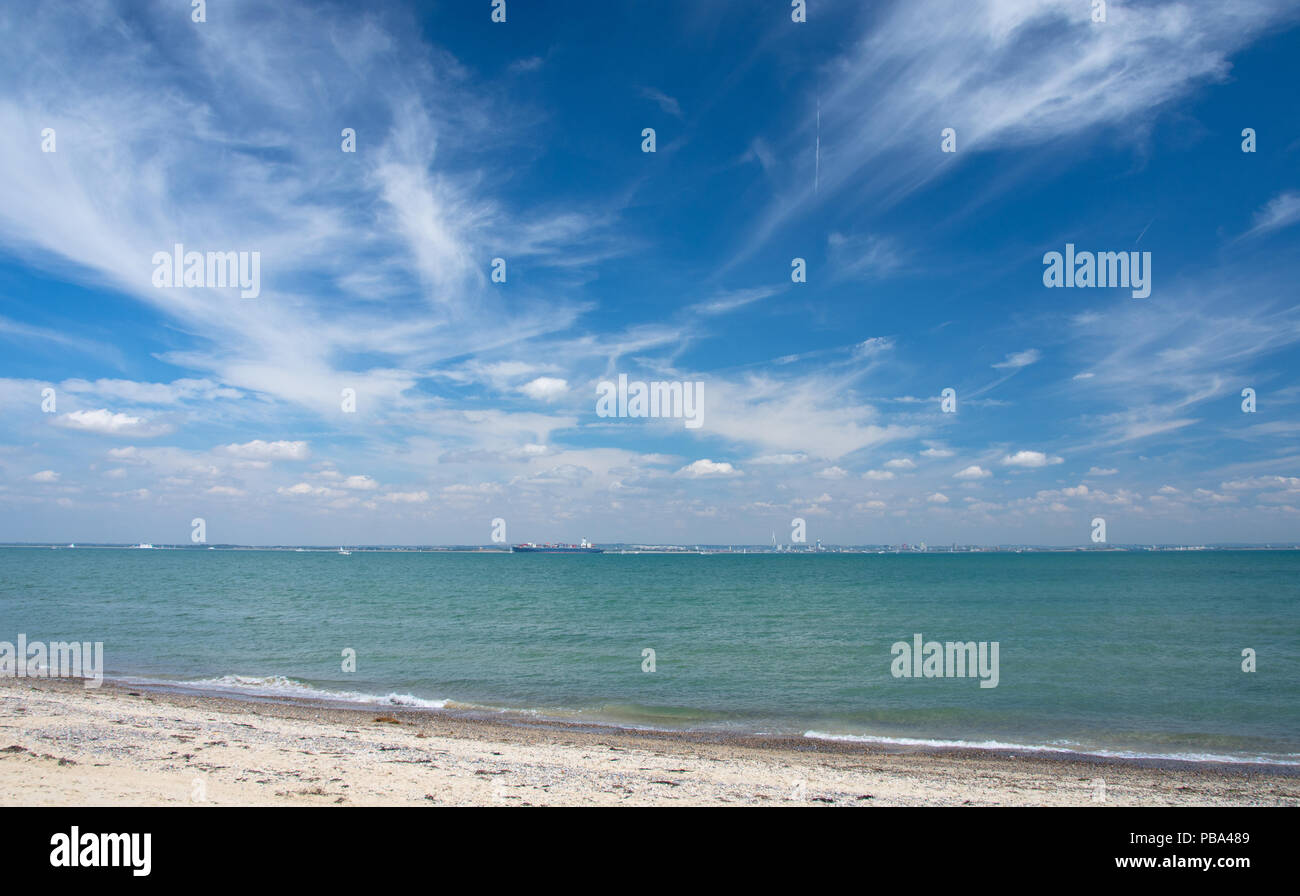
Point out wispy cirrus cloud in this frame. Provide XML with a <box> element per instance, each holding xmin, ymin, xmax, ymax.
<box><xmin>1243</xmin><ymin>190</ymin><xmax>1300</xmax><ymax>238</ymax></box>
<box><xmin>728</xmin><ymin>0</ymin><xmax>1299</xmax><ymax>266</ymax></box>
<box><xmin>993</xmin><ymin>349</ymin><xmax>1041</xmax><ymax>370</ymax></box>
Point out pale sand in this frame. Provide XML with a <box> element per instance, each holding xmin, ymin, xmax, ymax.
<box><xmin>1</xmin><ymin>678</ymin><xmax>1295</xmax><ymax>806</ymax></box>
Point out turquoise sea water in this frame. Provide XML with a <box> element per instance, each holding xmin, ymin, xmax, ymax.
<box><xmin>1</xmin><ymin>548</ymin><xmax>1297</xmax><ymax>763</ymax></box>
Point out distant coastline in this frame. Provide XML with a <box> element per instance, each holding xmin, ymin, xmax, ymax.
<box><xmin>3</xmin><ymin>542</ymin><xmax>1298</xmax><ymax>553</ymax></box>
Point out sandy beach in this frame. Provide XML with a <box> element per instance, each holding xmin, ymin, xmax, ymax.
<box><xmin>1</xmin><ymin>677</ymin><xmax>1296</xmax><ymax>807</ymax></box>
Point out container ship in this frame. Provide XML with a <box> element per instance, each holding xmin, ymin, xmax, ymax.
<box><xmin>512</xmin><ymin>538</ymin><xmax>604</xmax><ymax>554</ymax></box>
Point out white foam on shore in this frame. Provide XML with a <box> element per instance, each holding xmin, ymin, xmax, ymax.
<box><xmin>121</xmin><ymin>674</ymin><xmax>451</xmax><ymax>710</ymax></box>
<box><xmin>104</xmin><ymin>675</ymin><xmax>1299</xmax><ymax>766</ymax></box>
<box><xmin>803</xmin><ymin>730</ymin><xmax>1300</xmax><ymax>766</ymax></box>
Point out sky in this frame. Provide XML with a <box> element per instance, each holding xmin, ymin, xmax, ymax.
<box><xmin>1</xmin><ymin>0</ymin><xmax>1299</xmax><ymax>546</ymax></box>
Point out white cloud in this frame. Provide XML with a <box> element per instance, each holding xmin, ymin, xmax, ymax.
<box><xmin>677</xmin><ymin>459</ymin><xmax>741</xmax><ymax>478</ymax></box>
<box><xmin>1193</xmin><ymin>488</ymin><xmax>1236</xmax><ymax>504</ymax></box>
<box><xmin>518</xmin><ymin>377</ymin><xmax>569</xmax><ymax>402</ymax></box>
<box><xmin>927</xmin><ymin>492</ymin><xmax>949</xmax><ymax>504</ymax></box>
<box><xmin>215</xmin><ymin>440</ymin><xmax>311</xmax><ymax>461</ymax></box>
<box><xmin>731</xmin><ymin>0</ymin><xmax>1292</xmax><ymax>269</ymax></box>
<box><xmin>816</xmin><ymin>466</ymin><xmax>849</xmax><ymax>479</ymax></box>
<box><xmin>750</xmin><ymin>453</ymin><xmax>807</xmax><ymax>465</ymax></box>
<box><xmin>953</xmin><ymin>465</ymin><xmax>991</xmax><ymax>480</ymax></box>
<box><xmin>828</xmin><ymin>233</ymin><xmax>901</xmax><ymax>280</ymax></box>
<box><xmin>690</xmin><ymin>287</ymin><xmax>777</xmax><ymax>316</ymax></box>
<box><xmin>60</xmin><ymin>377</ymin><xmax>240</xmax><ymax>405</ymax></box>
<box><xmin>30</xmin><ymin>470</ymin><xmax>59</xmax><ymax>482</ymax></box>
<box><xmin>693</xmin><ymin>376</ymin><xmax>918</xmax><ymax>461</ymax></box>
<box><xmin>1245</xmin><ymin>190</ymin><xmax>1300</xmax><ymax>238</ymax></box>
<box><xmin>1002</xmin><ymin>450</ymin><xmax>1063</xmax><ymax>468</ymax></box>
<box><xmin>278</xmin><ymin>482</ymin><xmax>333</xmax><ymax>497</ymax></box>
<box><xmin>640</xmin><ymin>87</ymin><xmax>682</xmax><ymax>118</ymax></box>
<box><xmin>992</xmin><ymin>349</ymin><xmax>1041</xmax><ymax>369</ymax></box>
<box><xmin>1222</xmin><ymin>476</ymin><xmax>1300</xmax><ymax>491</ymax></box>
<box><xmin>382</xmin><ymin>491</ymin><xmax>429</xmax><ymax>503</ymax></box>
<box><xmin>852</xmin><ymin>336</ymin><xmax>896</xmax><ymax>358</ymax></box>
<box><xmin>52</xmin><ymin>409</ymin><xmax>170</xmax><ymax>437</ymax></box>
<box><xmin>884</xmin><ymin>458</ymin><xmax>915</xmax><ymax>469</ymax></box>
<box><xmin>862</xmin><ymin>469</ymin><xmax>894</xmax><ymax>480</ymax></box>
<box><xmin>206</xmin><ymin>485</ymin><xmax>246</xmax><ymax>496</ymax></box>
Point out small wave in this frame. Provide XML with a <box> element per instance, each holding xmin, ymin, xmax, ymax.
<box><xmin>803</xmin><ymin>730</ymin><xmax>1300</xmax><ymax>766</ymax></box>
<box><xmin>125</xmin><ymin>674</ymin><xmax>451</xmax><ymax>710</ymax></box>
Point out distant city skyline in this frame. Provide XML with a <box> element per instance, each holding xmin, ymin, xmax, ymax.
<box><xmin>2</xmin><ymin>1</ymin><xmax>1299</xmax><ymax>546</ymax></box>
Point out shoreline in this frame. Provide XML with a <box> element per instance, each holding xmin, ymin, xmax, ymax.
<box><xmin>3</xmin><ymin>677</ymin><xmax>1296</xmax><ymax>806</ymax></box>
<box><xmin>106</xmin><ymin>673</ymin><xmax>1300</xmax><ymax>769</ymax></box>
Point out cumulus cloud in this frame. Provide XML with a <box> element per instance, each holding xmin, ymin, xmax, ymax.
<box><xmin>52</xmin><ymin>409</ymin><xmax>170</xmax><ymax>437</ymax></box>
<box><xmin>1222</xmin><ymin>476</ymin><xmax>1300</xmax><ymax>491</ymax></box>
<box><xmin>382</xmin><ymin>491</ymin><xmax>429</xmax><ymax>503</ymax></box>
<box><xmin>278</xmin><ymin>482</ymin><xmax>335</xmax><ymax>497</ymax></box>
<box><xmin>1002</xmin><ymin>450</ymin><xmax>1063</xmax><ymax>468</ymax></box>
<box><xmin>215</xmin><ymin>440</ymin><xmax>311</xmax><ymax>461</ymax></box>
<box><xmin>750</xmin><ymin>453</ymin><xmax>807</xmax><ymax>465</ymax></box>
<box><xmin>206</xmin><ymin>485</ymin><xmax>246</xmax><ymax>496</ymax></box>
<box><xmin>953</xmin><ymin>465</ymin><xmax>991</xmax><ymax>480</ymax></box>
<box><xmin>677</xmin><ymin>459</ymin><xmax>741</xmax><ymax>478</ymax></box>
<box><xmin>518</xmin><ymin>377</ymin><xmax>569</xmax><ymax>402</ymax></box>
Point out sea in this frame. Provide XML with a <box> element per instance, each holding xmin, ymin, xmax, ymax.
<box><xmin>2</xmin><ymin>547</ymin><xmax>1297</xmax><ymax>764</ymax></box>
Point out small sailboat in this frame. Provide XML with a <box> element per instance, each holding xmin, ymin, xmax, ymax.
<box><xmin>338</xmin><ymin>547</ymin><xmax>352</xmax><ymax>555</ymax></box>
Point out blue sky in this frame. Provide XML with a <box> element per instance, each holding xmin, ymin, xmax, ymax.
<box><xmin>2</xmin><ymin>0</ymin><xmax>1299</xmax><ymax>545</ymax></box>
